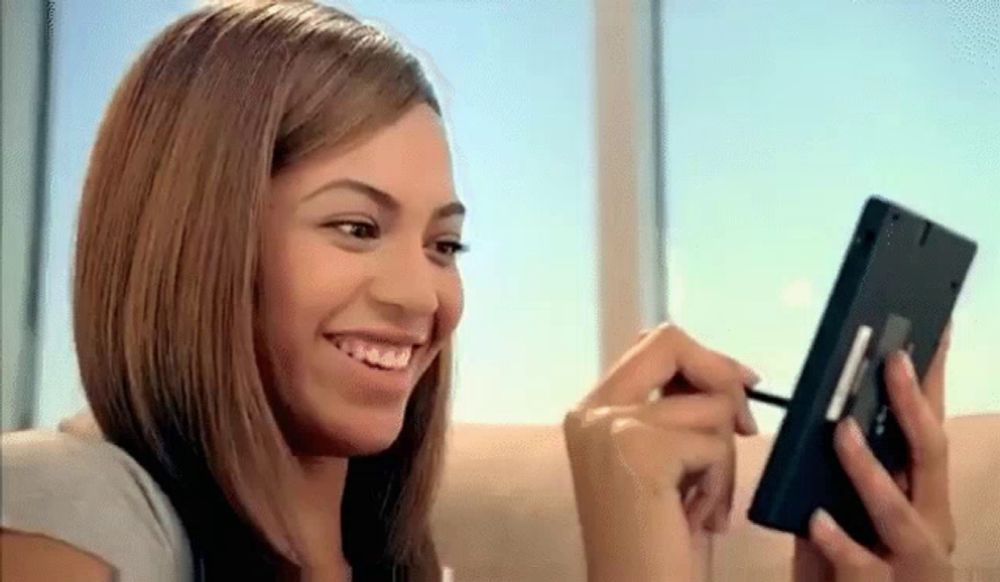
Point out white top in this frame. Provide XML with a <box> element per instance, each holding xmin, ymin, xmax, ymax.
<box><xmin>1</xmin><ymin>414</ymin><xmax>193</xmax><ymax>582</ymax></box>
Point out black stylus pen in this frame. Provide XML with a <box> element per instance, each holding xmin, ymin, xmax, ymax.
<box><xmin>745</xmin><ymin>387</ymin><xmax>791</xmax><ymax>409</ymax></box>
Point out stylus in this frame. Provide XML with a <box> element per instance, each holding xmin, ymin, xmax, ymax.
<box><xmin>745</xmin><ymin>387</ymin><xmax>791</xmax><ymax>409</ymax></box>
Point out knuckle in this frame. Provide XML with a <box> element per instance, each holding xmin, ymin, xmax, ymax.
<box><xmin>654</xmin><ymin>321</ymin><xmax>677</xmax><ymax>334</ymax></box>
<box><xmin>562</xmin><ymin>409</ymin><xmax>586</xmax><ymax>441</ymax></box>
<box><xmin>563</xmin><ymin>405</ymin><xmax>587</xmax><ymax>427</ymax></box>
<box><xmin>652</xmin><ymin>322</ymin><xmax>685</xmax><ymax>345</ymax></box>
<box><xmin>564</xmin><ymin>404</ymin><xmax>605</xmax><ymax>434</ymax></box>
<box><xmin>583</xmin><ymin>405</ymin><xmax>615</xmax><ymax>425</ymax></box>
<box><xmin>609</xmin><ymin>416</ymin><xmax>641</xmax><ymax>436</ymax></box>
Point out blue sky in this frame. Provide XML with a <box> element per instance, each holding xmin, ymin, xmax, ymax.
<box><xmin>662</xmin><ymin>0</ymin><xmax>999</xmax><ymax>429</ymax></box>
<box><xmin>34</xmin><ymin>0</ymin><xmax>996</xmax><ymax>431</ymax></box>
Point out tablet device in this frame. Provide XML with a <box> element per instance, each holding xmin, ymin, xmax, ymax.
<box><xmin>747</xmin><ymin>195</ymin><xmax>977</xmax><ymax>548</ymax></box>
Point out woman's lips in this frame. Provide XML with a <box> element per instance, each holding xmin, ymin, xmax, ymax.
<box><xmin>324</xmin><ymin>335</ymin><xmax>421</xmax><ymax>400</ymax></box>
<box><xmin>329</xmin><ymin>335</ymin><xmax>414</xmax><ymax>370</ymax></box>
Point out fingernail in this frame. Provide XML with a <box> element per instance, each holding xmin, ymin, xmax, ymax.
<box><xmin>894</xmin><ymin>350</ymin><xmax>916</xmax><ymax>383</ymax></box>
<box><xmin>840</xmin><ymin>417</ymin><xmax>866</xmax><ymax>450</ymax></box>
<box><xmin>810</xmin><ymin>508</ymin><xmax>836</xmax><ymax>536</ymax></box>
<box><xmin>738</xmin><ymin>362</ymin><xmax>761</xmax><ymax>386</ymax></box>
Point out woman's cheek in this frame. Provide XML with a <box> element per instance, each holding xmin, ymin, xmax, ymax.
<box><xmin>441</xmin><ymin>273</ymin><xmax>464</xmax><ymax>335</ymax></box>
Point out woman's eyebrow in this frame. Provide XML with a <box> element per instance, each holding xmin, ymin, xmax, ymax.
<box><xmin>302</xmin><ymin>177</ymin><xmax>465</xmax><ymax>219</ymax></box>
<box><xmin>434</xmin><ymin>201</ymin><xmax>466</xmax><ymax>220</ymax></box>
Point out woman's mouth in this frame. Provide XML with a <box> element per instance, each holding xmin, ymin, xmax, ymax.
<box><xmin>328</xmin><ymin>335</ymin><xmax>415</xmax><ymax>371</ymax></box>
<box><xmin>322</xmin><ymin>333</ymin><xmax>424</xmax><ymax>401</ymax></box>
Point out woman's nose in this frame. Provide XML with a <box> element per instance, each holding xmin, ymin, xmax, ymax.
<box><xmin>368</xmin><ymin>244</ymin><xmax>440</xmax><ymax>316</ymax></box>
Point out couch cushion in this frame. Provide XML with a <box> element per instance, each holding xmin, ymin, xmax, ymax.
<box><xmin>431</xmin><ymin>424</ymin><xmax>585</xmax><ymax>582</ymax></box>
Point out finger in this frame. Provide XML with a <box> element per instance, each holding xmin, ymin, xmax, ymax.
<box><xmin>595</xmin><ymin>323</ymin><xmax>696</xmax><ymax>404</ymax></box>
<box><xmin>609</xmin><ymin>419</ymin><xmax>728</xmax><ymax>488</ymax></box>
<box><xmin>574</xmin><ymin>394</ymin><xmax>736</xmax><ymax>437</ymax></box>
<box><xmin>610</xmin><ymin>421</ymin><xmax>731</xmax><ymax>521</ymax></box>
<box><xmin>685</xmin><ymin>486</ymin><xmax>715</xmax><ymax>534</ymax></box>
<box><xmin>884</xmin><ymin>351</ymin><xmax>950</xmax><ymax>518</ymax></box>
<box><xmin>682</xmin><ymin>433</ymin><xmax>733</xmax><ymax>533</ymax></box>
<box><xmin>809</xmin><ymin>509</ymin><xmax>883</xmax><ymax>577</ymax></box>
<box><xmin>594</xmin><ymin>324</ymin><xmax>757</xmax><ymax>434</ymax></box>
<box><xmin>834</xmin><ymin>418</ymin><xmax>936</xmax><ymax>556</ymax></box>
<box><xmin>727</xmin><ymin>355</ymin><xmax>762</xmax><ymax>387</ymax></box>
<box><xmin>682</xmin><ymin>434</ymin><xmax>736</xmax><ymax>534</ymax></box>
<box><xmin>638</xmin><ymin>393</ymin><xmax>739</xmax><ymax>436</ymax></box>
<box><xmin>708</xmin><ymin>434</ymin><xmax>737</xmax><ymax>533</ymax></box>
<box><xmin>634</xmin><ymin>395</ymin><xmax>739</xmax><ymax>533</ymax></box>
<box><xmin>922</xmin><ymin>321</ymin><xmax>951</xmax><ymax>421</ymax></box>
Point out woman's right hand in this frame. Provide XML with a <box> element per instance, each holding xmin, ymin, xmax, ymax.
<box><xmin>563</xmin><ymin>323</ymin><xmax>760</xmax><ymax>582</ymax></box>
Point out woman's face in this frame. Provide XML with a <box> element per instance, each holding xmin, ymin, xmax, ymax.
<box><xmin>260</xmin><ymin>104</ymin><xmax>464</xmax><ymax>456</ymax></box>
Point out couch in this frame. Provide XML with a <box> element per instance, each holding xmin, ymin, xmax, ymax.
<box><xmin>430</xmin><ymin>414</ymin><xmax>1000</xmax><ymax>581</ymax></box>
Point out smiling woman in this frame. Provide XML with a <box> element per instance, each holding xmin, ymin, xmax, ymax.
<box><xmin>3</xmin><ymin>2</ymin><xmax>987</xmax><ymax>582</ymax></box>
<box><xmin>2</xmin><ymin>2</ymin><xmax>460</xmax><ymax>580</ymax></box>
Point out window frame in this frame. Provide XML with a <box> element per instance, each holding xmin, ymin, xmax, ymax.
<box><xmin>1</xmin><ymin>0</ymin><xmax>51</xmax><ymax>431</ymax></box>
<box><xmin>593</xmin><ymin>0</ymin><xmax>667</xmax><ymax>370</ymax></box>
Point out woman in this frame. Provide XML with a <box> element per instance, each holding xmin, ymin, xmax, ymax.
<box><xmin>0</xmin><ymin>1</ymin><xmax>956</xmax><ymax>581</ymax></box>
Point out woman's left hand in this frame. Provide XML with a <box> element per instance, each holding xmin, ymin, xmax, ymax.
<box><xmin>794</xmin><ymin>326</ymin><xmax>956</xmax><ymax>582</ymax></box>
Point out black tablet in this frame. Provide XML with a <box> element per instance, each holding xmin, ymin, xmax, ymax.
<box><xmin>747</xmin><ymin>195</ymin><xmax>978</xmax><ymax>548</ymax></box>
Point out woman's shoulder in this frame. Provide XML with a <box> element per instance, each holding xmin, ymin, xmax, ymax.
<box><xmin>1</xmin><ymin>414</ymin><xmax>193</xmax><ymax>582</ymax></box>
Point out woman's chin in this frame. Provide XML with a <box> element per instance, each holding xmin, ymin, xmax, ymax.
<box><xmin>291</xmin><ymin>412</ymin><xmax>406</xmax><ymax>457</ymax></box>
<box><xmin>337</xmin><ymin>423</ymin><xmax>404</xmax><ymax>457</ymax></box>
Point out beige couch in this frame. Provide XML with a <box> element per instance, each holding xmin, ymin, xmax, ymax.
<box><xmin>431</xmin><ymin>414</ymin><xmax>1000</xmax><ymax>581</ymax></box>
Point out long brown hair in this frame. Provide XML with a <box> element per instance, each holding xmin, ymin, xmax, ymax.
<box><xmin>72</xmin><ymin>1</ymin><xmax>450</xmax><ymax>579</ymax></box>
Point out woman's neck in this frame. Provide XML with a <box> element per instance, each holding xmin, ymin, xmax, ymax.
<box><xmin>292</xmin><ymin>455</ymin><xmax>352</xmax><ymax>580</ymax></box>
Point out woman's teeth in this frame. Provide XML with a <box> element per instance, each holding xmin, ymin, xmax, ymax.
<box><xmin>332</xmin><ymin>337</ymin><xmax>413</xmax><ymax>370</ymax></box>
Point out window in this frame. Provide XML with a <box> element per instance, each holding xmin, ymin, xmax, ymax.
<box><xmin>35</xmin><ymin>0</ymin><xmax>197</xmax><ymax>427</ymax></box>
<box><xmin>348</xmin><ymin>1</ymin><xmax>598</xmax><ymax>423</ymax></box>
<box><xmin>660</xmin><ymin>0</ymin><xmax>1000</xmax><ymax>431</ymax></box>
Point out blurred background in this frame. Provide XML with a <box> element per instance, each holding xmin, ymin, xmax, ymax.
<box><xmin>3</xmin><ymin>0</ymin><xmax>997</xmax><ymax>433</ymax></box>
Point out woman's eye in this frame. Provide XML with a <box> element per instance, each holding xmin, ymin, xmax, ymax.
<box><xmin>327</xmin><ymin>221</ymin><xmax>379</xmax><ymax>240</ymax></box>
<box><xmin>434</xmin><ymin>240</ymin><xmax>469</xmax><ymax>257</ymax></box>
